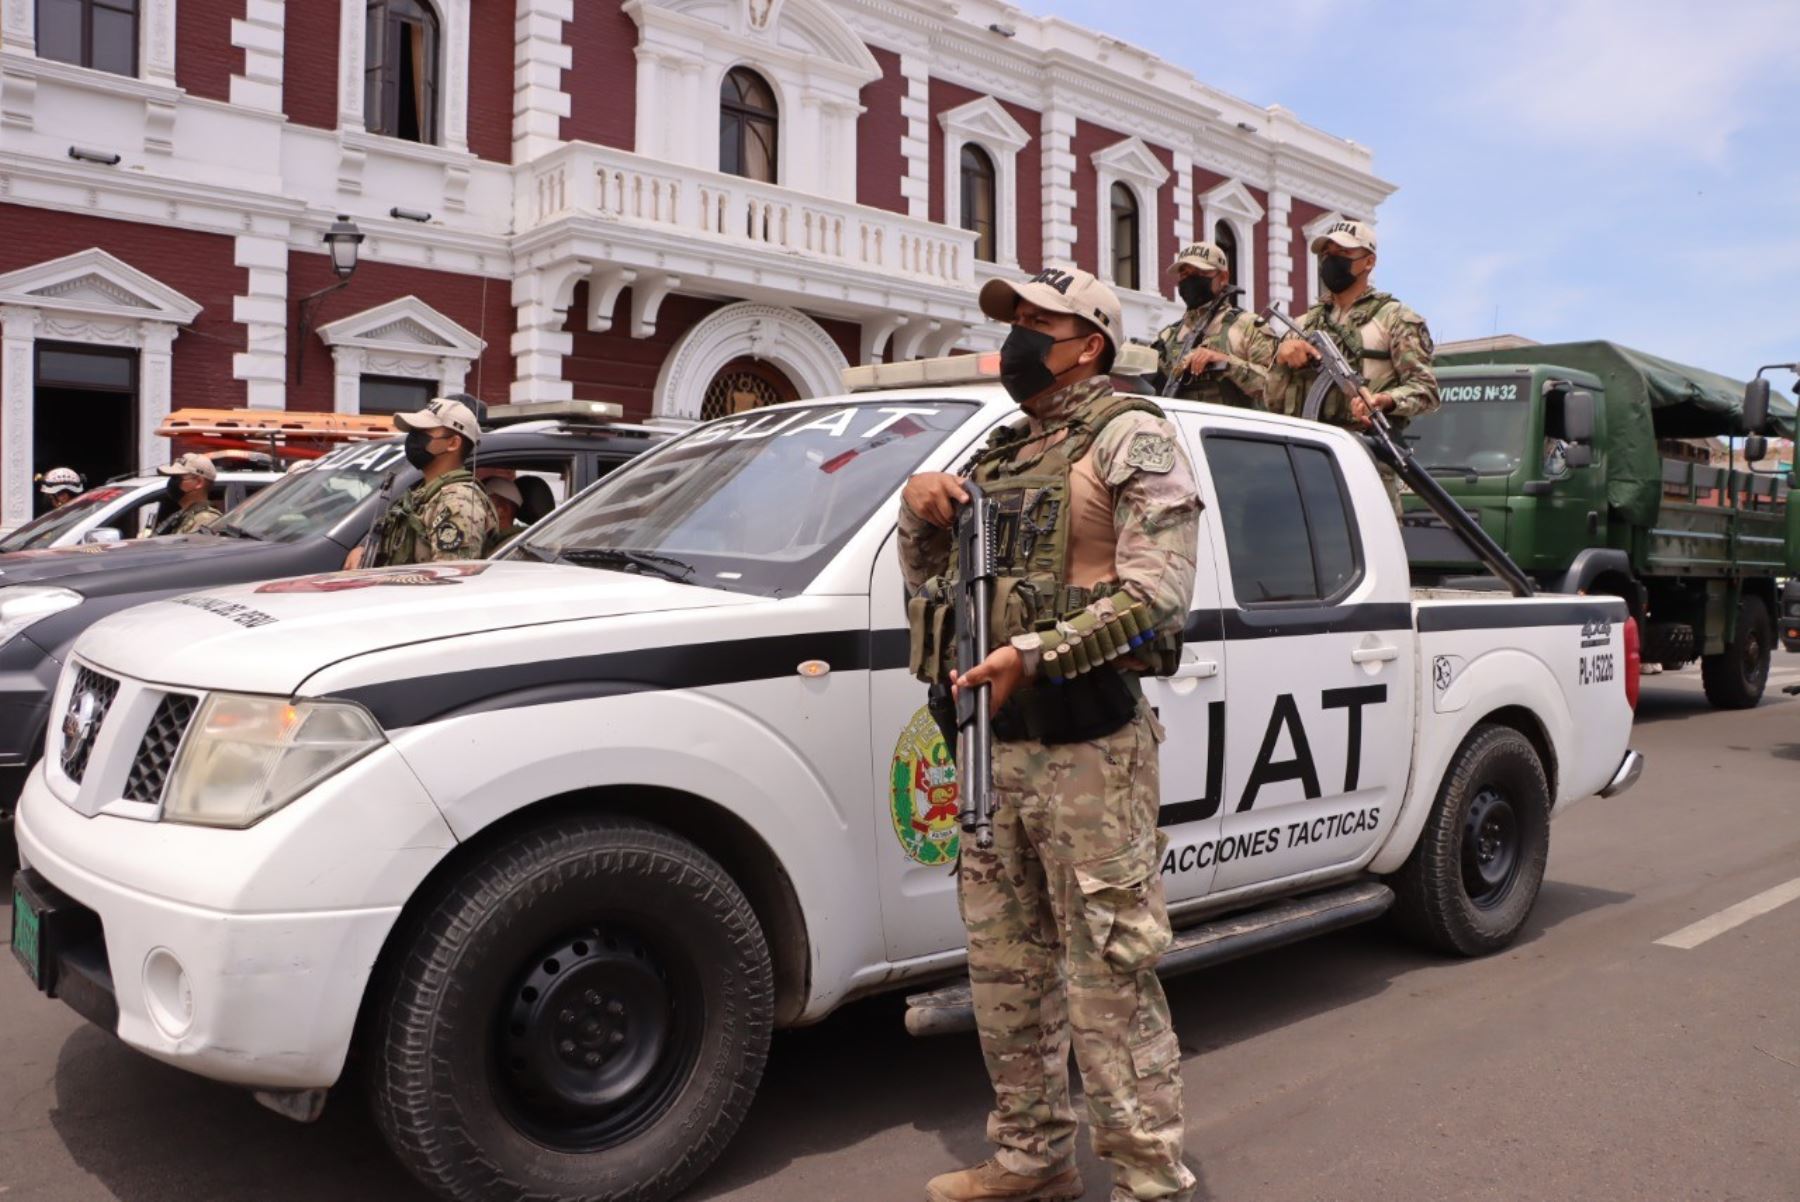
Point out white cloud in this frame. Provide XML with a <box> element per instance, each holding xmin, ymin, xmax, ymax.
<box><xmin>1465</xmin><ymin>0</ymin><xmax>1800</xmax><ymax>161</ymax></box>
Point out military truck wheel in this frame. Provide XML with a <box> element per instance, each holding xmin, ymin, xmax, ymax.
<box><xmin>369</xmin><ymin>815</ymin><xmax>773</xmax><ymax>1202</ymax></box>
<box><xmin>1390</xmin><ymin>724</ymin><xmax>1550</xmax><ymax>957</ymax></box>
<box><xmin>1701</xmin><ymin>596</ymin><xmax>1772</xmax><ymax>710</ymax></box>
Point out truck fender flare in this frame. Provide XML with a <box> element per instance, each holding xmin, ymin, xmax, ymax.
<box><xmin>1553</xmin><ymin>548</ymin><xmax>1637</xmax><ymax>607</ymax></box>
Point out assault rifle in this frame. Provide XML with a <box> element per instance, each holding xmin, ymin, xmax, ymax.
<box><xmin>355</xmin><ymin>470</ymin><xmax>399</xmax><ymax>568</ymax></box>
<box><xmin>1266</xmin><ymin>306</ymin><xmax>1535</xmax><ymax>598</ymax></box>
<box><xmin>1160</xmin><ymin>286</ymin><xmax>1244</xmax><ymax>398</ymax></box>
<box><xmin>951</xmin><ymin>483</ymin><xmax>997</xmax><ymax>850</ymax></box>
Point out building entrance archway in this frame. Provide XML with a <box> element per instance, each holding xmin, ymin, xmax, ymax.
<box><xmin>700</xmin><ymin>356</ymin><xmax>798</xmax><ymax>420</ymax></box>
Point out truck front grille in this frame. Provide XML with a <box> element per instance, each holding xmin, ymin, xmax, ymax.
<box><xmin>59</xmin><ymin>667</ymin><xmax>121</xmax><ymax>783</ymax></box>
<box><xmin>123</xmin><ymin>693</ymin><xmax>198</xmax><ymax>805</ymax></box>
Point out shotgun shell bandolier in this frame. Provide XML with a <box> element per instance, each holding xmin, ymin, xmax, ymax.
<box><xmin>908</xmin><ymin>396</ymin><xmax>1184</xmax><ymax>745</ymax></box>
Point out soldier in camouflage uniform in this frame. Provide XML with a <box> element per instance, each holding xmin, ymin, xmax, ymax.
<box><xmin>356</xmin><ymin>397</ymin><xmax>496</xmax><ymax>568</ymax></box>
<box><xmin>1266</xmin><ymin>219</ymin><xmax>1438</xmax><ymax>511</ymax></box>
<box><xmin>901</xmin><ymin>266</ymin><xmax>1200</xmax><ymax>1202</ymax></box>
<box><xmin>151</xmin><ymin>453</ymin><xmax>225</xmax><ymax>536</ymax></box>
<box><xmin>1148</xmin><ymin>241</ymin><xmax>1273</xmax><ymax>407</ymax></box>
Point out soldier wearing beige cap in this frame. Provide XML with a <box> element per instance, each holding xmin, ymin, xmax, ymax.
<box><xmin>900</xmin><ymin>265</ymin><xmax>1201</xmax><ymax>1202</ymax></box>
<box><xmin>1268</xmin><ymin>220</ymin><xmax>1440</xmax><ymax>508</ymax></box>
<box><xmin>480</xmin><ymin>475</ymin><xmax>527</xmax><ymax>556</ymax></box>
<box><xmin>152</xmin><ymin>453</ymin><xmax>224</xmax><ymax>536</ymax></box>
<box><xmin>350</xmin><ymin>396</ymin><xmax>496</xmax><ymax>569</ymax></box>
<box><xmin>1149</xmin><ymin>241</ymin><xmax>1274</xmax><ymax>407</ymax></box>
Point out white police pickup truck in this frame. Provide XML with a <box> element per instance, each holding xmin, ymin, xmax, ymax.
<box><xmin>10</xmin><ymin>359</ymin><xmax>1641</xmax><ymax>1202</ymax></box>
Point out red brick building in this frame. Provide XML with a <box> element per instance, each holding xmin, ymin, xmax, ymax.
<box><xmin>0</xmin><ymin>0</ymin><xmax>1392</xmax><ymax>526</ymax></box>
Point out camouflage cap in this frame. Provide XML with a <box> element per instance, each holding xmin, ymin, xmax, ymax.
<box><xmin>394</xmin><ymin>396</ymin><xmax>482</xmax><ymax>444</ymax></box>
<box><xmin>1170</xmin><ymin>242</ymin><xmax>1229</xmax><ymax>274</ymax></box>
<box><xmin>1310</xmin><ymin>218</ymin><xmax>1376</xmax><ymax>255</ymax></box>
<box><xmin>158</xmin><ymin>452</ymin><xmax>217</xmax><ymax>481</ymax></box>
<box><xmin>978</xmin><ymin>265</ymin><xmax>1125</xmax><ymax>352</ymax></box>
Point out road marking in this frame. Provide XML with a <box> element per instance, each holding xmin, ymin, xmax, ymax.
<box><xmin>1655</xmin><ymin>876</ymin><xmax>1800</xmax><ymax>949</ymax></box>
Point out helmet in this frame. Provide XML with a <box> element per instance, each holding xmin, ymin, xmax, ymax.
<box><xmin>39</xmin><ymin>467</ymin><xmax>82</xmax><ymax>495</ymax></box>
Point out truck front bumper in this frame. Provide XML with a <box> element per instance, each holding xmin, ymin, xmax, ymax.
<box><xmin>1598</xmin><ymin>748</ymin><xmax>1644</xmax><ymax>799</ymax></box>
<box><xmin>12</xmin><ymin>748</ymin><xmax>456</xmax><ymax>1091</ymax></box>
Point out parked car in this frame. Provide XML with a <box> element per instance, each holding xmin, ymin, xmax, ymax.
<box><xmin>9</xmin><ymin>360</ymin><xmax>1639</xmax><ymax>1202</ymax></box>
<box><xmin>0</xmin><ymin>469</ymin><xmax>279</xmax><ymax>552</ymax></box>
<box><xmin>0</xmin><ymin>406</ymin><xmax>664</xmax><ymax>821</ymax></box>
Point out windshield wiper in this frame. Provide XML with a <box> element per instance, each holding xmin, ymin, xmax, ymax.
<box><xmin>557</xmin><ymin>547</ymin><xmax>697</xmax><ymax>584</ymax></box>
<box><xmin>214</xmin><ymin>523</ymin><xmax>261</xmax><ymax>541</ymax></box>
<box><xmin>512</xmin><ymin>542</ymin><xmax>560</xmax><ymax>564</ymax></box>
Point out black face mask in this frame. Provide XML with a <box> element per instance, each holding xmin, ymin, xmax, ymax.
<box><xmin>1177</xmin><ymin>275</ymin><xmax>1215</xmax><ymax>310</ymax></box>
<box><xmin>1319</xmin><ymin>254</ymin><xmax>1359</xmax><ymax>295</ymax></box>
<box><xmin>403</xmin><ymin>430</ymin><xmax>438</xmax><ymax>470</ymax></box>
<box><xmin>998</xmin><ymin>327</ymin><xmax>1086</xmax><ymax>404</ymax></box>
<box><xmin>163</xmin><ymin>477</ymin><xmax>185</xmax><ymax>502</ymax></box>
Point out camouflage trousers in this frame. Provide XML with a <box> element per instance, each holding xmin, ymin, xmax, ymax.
<box><xmin>958</xmin><ymin>709</ymin><xmax>1195</xmax><ymax>1202</ymax></box>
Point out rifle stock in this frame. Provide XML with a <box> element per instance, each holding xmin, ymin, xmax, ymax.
<box><xmin>952</xmin><ymin>483</ymin><xmax>996</xmax><ymax>850</ymax></box>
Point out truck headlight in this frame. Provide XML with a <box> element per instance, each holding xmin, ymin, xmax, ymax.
<box><xmin>0</xmin><ymin>586</ymin><xmax>81</xmax><ymax>646</ymax></box>
<box><xmin>162</xmin><ymin>694</ymin><xmax>385</xmax><ymax>828</ymax></box>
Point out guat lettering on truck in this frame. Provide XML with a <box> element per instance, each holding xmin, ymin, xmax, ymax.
<box><xmin>9</xmin><ymin>352</ymin><xmax>1641</xmax><ymax>1202</ymax></box>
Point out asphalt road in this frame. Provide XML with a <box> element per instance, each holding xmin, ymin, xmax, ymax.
<box><xmin>4</xmin><ymin>659</ymin><xmax>1799</xmax><ymax>1202</ymax></box>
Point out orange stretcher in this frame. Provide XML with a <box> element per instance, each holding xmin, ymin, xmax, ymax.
<box><xmin>156</xmin><ymin>408</ymin><xmax>395</xmax><ymax>460</ymax></box>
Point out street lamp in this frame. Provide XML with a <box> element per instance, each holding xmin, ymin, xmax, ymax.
<box><xmin>294</xmin><ymin>215</ymin><xmax>365</xmax><ymax>384</ymax></box>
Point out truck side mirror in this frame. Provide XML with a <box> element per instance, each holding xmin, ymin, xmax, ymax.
<box><xmin>1564</xmin><ymin>444</ymin><xmax>1594</xmax><ymax>469</ymax></box>
<box><xmin>1745</xmin><ymin>435</ymin><xmax>1769</xmax><ymax>464</ymax></box>
<box><xmin>1743</xmin><ymin>378</ymin><xmax>1771</xmax><ymax>434</ymax></box>
<box><xmin>1563</xmin><ymin>391</ymin><xmax>1597</xmax><ymax>442</ymax></box>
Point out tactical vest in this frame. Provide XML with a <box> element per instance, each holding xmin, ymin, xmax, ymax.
<box><xmin>154</xmin><ymin>504</ymin><xmax>221</xmax><ymax>537</ymax></box>
<box><xmin>1296</xmin><ymin>292</ymin><xmax>1402</xmax><ymax>427</ymax></box>
<box><xmin>371</xmin><ymin>468</ymin><xmax>478</xmax><ymax>568</ymax></box>
<box><xmin>907</xmin><ymin>394</ymin><xmax>1185</xmax><ymax>738</ymax></box>
<box><xmin>1159</xmin><ymin>309</ymin><xmax>1258</xmax><ymax>408</ymax></box>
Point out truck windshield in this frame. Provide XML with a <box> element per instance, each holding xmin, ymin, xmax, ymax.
<box><xmin>1407</xmin><ymin>377</ymin><xmax>1531</xmax><ymax>477</ymax></box>
<box><xmin>219</xmin><ymin>441</ymin><xmax>411</xmax><ymax>544</ymax></box>
<box><xmin>520</xmin><ymin>401</ymin><xmax>978</xmax><ymax>596</ymax></box>
<box><xmin>0</xmin><ymin>487</ymin><xmax>132</xmax><ymax>552</ymax></box>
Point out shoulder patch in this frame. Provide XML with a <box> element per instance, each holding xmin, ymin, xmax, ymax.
<box><xmin>1123</xmin><ymin>431</ymin><xmax>1177</xmax><ymax>474</ymax></box>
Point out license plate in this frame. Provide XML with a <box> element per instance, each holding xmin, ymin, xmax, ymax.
<box><xmin>11</xmin><ymin>881</ymin><xmax>43</xmax><ymax>989</ymax></box>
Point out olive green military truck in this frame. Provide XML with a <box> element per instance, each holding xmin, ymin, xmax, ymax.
<box><xmin>1402</xmin><ymin>341</ymin><xmax>1797</xmax><ymax>709</ymax></box>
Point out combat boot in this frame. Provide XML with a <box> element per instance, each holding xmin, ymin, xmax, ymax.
<box><xmin>924</xmin><ymin>1159</ymin><xmax>1083</xmax><ymax>1202</ymax></box>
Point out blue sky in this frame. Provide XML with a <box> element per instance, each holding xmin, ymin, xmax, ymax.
<box><xmin>1037</xmin><ymin>0</ymin><xmax>1800</xmax><ymax>395</ymax></box>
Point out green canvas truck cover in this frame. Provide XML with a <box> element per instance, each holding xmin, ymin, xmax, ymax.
<box><xmin>1437</xmin><ymin>340</ymin><xmax>1796</xmax><ymax>527</ymax></box>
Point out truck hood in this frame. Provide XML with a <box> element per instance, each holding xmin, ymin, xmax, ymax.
<box><xmin>0</xmin><ymin>533</ymin><xmax>284</xmax><ymax>593</ymax></box>
<box><xmin>74</xmin><ymin>560</ymin><xmax>759</xmax><ymax>695</ymax></box>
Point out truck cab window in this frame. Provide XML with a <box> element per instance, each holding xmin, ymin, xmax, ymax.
<box><xmin>1206</xmin><ymin>434</ymin><xmax>1363</xmax><ymax>605</ymax></box>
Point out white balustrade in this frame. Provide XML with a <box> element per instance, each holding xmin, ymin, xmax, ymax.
<box><xmin>521</xmin><ymin>144</ymin><xmax>974</xmax><ymax>289</ymax></box>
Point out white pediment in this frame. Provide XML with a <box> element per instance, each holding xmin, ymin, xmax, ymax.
<box><xmin>1092</xmin><ymin>136</ymin><xmax>1172</xmax><ymax>189</ymax></box>
<box><xmin>1201</xmin><ymin>178</ymin><xmax>1267</xmax><ymax>223</ymax></box>
<box><xmin>630</xmin><ymin>0</ymin><xmax>879</xmax><ymax>80</ymax></box>
<box><xmin>0</xmin><ymin>248</ymin><xmax>202</xmax><ymax>324</ymax></box>
<box><xmin>315</xmin><ymin>296</ymin><xmax>485</xmax><ymax>359</ymax></box>
<box><xmin>939</xmin><ymin>95</ymin><xmax>1031</xmax><ymax>152</ymax></box>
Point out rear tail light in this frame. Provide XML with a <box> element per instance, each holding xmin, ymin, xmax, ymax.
<box><xmin>1623</xmin><ymin>616</ymin><xmax>1641</xmax><ymax>710</ymax></box>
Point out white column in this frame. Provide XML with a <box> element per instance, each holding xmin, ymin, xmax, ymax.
<box><xmin>331</xmin><ymin>346</ymin><xmax>365</xmax><ymax>414</ymax></box>
<box><xmin>142</xmin><ymin>0</ymin><xmax>176</xmax><ymax>85</ymax></box>
<box><xmin>233</xmin><ymin>230</ymin><xmax>289</xmax><ymax>408</ymax></box>
<box><xmin>2</xmin><ymin>305</ymin><xmax>38</xmax><ymax>530</ymax></box>
<box><xmin>632</xmin><ymin>48</ymin><xmax>663</xmax><ymax>160</ymax></box>
<box><xmin>1041</xmin><ymin>107</ymin><xmax>1077</xmax><ymax>265</ymax></box>
<box><xmin>1172</xmin><ymin>153</ymin><xmax>1194</xmax><ymax>250</ymax></box>
<box><xmin>138</xmin><ymin>323</ymin><xmax>176</xmax><ymax>474</ymax></box>
<box><xmin>231</xmin><ymin>0</ymin><xmax>286</xmax><ymax>112</ymax></box>
<box><xmin>510</xmin><ymin>269</ymin><xmax>577</xmax><ymax>403</ymax></box>
<box><xmin>439</xmin><ymin>356</ymin><xmax>472</xmax><ymax>395</ymax></box>
<box><xmin>898</xmin><ymin>53</ymin><xmax>930</xmax><ymax>221</ymax></box>
<box><xmin>1266</xmin><ymin>187</ymin><xmax>1294</xmax><ymax>311</ymax></box>
<box><xmin>513</xmin><ymin>0</ymin><xmax>573</xmax><ymax>164</ymax></box>
<box><xmin>1</xmin><ymin>0</ymin><xmax>36</xmax><ymax>55</ymax></box>
<box><xmin>441</xmin><ymin>0</ymin><xmax>470</xmax><ymax>153</ymax></box>
<box><xmin>337</xmin><ymin>0</ymin><xmax>365</xmax><ymax>129</ymax></box>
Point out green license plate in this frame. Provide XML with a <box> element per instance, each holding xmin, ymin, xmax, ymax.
<box><xmin>11</xmin><ymin>883</ymin><xmax>42</xmax><ymax>988</ymax></box>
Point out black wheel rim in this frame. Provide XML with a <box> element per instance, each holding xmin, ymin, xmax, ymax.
<box><xmin>493</xmin><ymin>927</ymin><xmax>703</xmax><ymax>1152</ymax></box>
<box><xmin>1743</xmin><ymin>626</ymin><xmax>1768</xmax><ymax>686</ymax></box>
<box><xmin>1461</xmin><ymin>786</ymin><xmax>1521</xmax><ymax>909</ymax></box>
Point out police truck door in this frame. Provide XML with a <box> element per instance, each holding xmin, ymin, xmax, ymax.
<box><xmin>1184</xmin><ymin>418</ymin><xmax>1415</xmax><ymax>894</ymax></box>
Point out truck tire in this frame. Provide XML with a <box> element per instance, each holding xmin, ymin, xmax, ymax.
<box><xmin>1701</xmin><ymin>595</ymin><xmax>1772</xmax><ymax>709</ymax></box>
<box><xmin>1390</xmin><ymin>724</ymin><xmax>1550</xmax><ymax>956</ymax></box>
<box><xmin>369</xmin><ymin>815</ymin><xmax>774</xmax><ymax>1202</ymax></box>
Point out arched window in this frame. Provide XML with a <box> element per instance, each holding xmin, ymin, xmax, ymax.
<box><xmin>36</xmin><ymin>0</ymin><xmax>138</xmax><ymax>77</ymax></box>
<box><xmin>719</xmin><ymin>67</ymin><xmax>779</xmax><ymax>184</ymax></box>
<box><xmin>364</xmin><ymin>0</ymin><xmax>439</xmax><ymax>144</ymax></box>
<box><xmin>960</xmin><ymin>145</ymin><xmax>998</xmax><ymax>264</ymax></box>
<box><xmin>1214</xmin><ymin>220</ymin><xmax>1239</xmax><ymax>284</ymax></box>
<box><xmin>1110</xmin><ymin>183</ymin><xmax>1140</xmax><ymax>291</ymax></box>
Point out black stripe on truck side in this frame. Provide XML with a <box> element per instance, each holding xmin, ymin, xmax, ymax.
<box><xmin>1416</xmin><ymin>598</ymin><xmax>1628</xmax><ymax>632</ymax></box>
